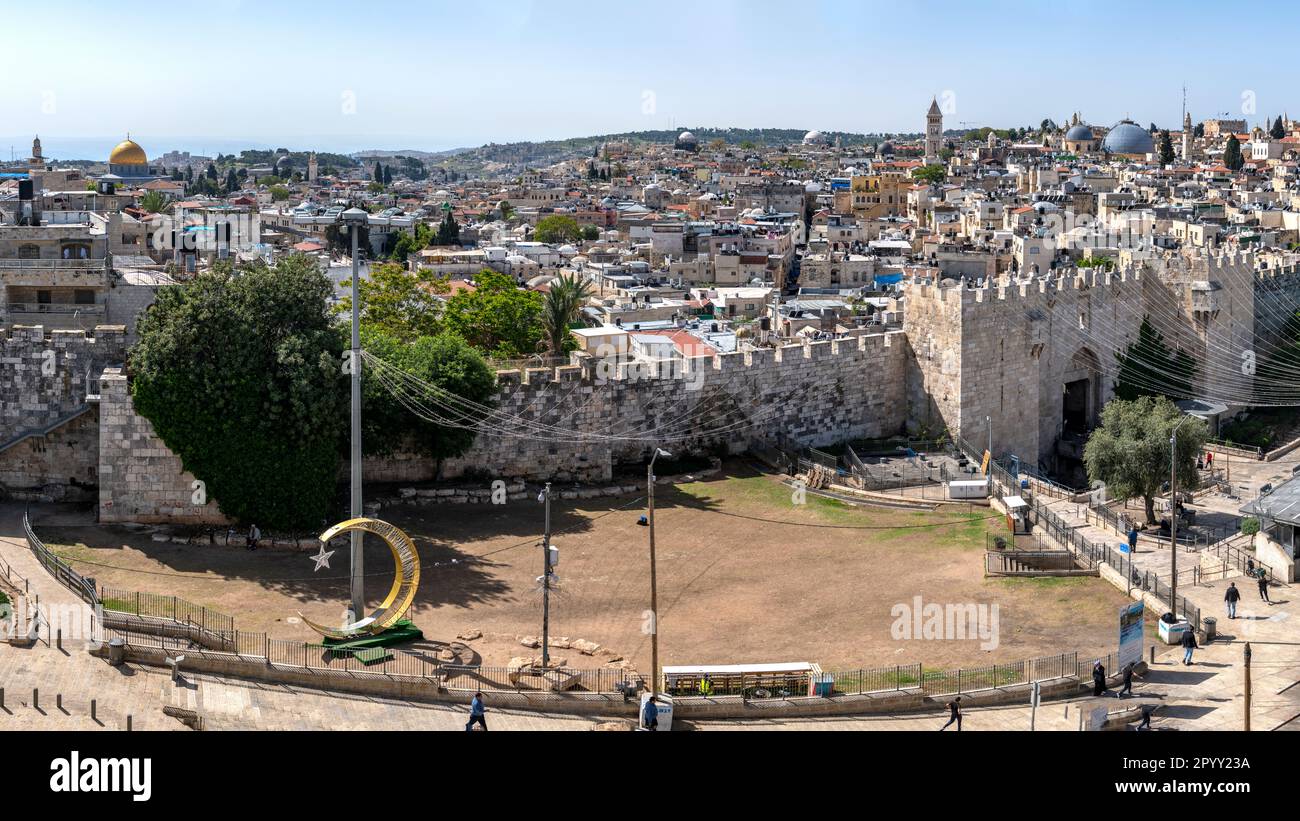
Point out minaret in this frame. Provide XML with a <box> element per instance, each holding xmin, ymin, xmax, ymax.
<box><xmin>1182</xmin><ymin>111</ymin><xmax>1193</xmax><ymax>160</ymax></box>
<box><xmin>925</xmin><ymin>97</ymin><xmax>943</xmax><ymax>163</ymax></box>
<box><xmin>308</xmin><ymin>152</ymin><xmax>318</xmax><ymax>183</ymax></box>
<box><xmin>30</xmin><ymin>135</ymin><xmax>43</xmax><ymax>167</ymax></box>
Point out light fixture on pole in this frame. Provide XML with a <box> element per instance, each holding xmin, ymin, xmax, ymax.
<box><xmin>1169</xmin><ymin>414</ymin><xmax>1196</xmax><ymax>617</ymax></box>
<box><xmin>538</xmin><ymin>482</ymin><xmax>553</xmax><ymax>669</ymax></box>
<box><xmin>647</xmin><ymin>447</ymin><xmax>671</xmax><ymax>697</ymax></box>
<box><xmin>341</xmin><ymin>206</ymin><xmax>369</xmax><ymax>622</ymax></box>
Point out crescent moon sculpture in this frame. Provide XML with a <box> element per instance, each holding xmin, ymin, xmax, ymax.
<box><xmin>299</xmin><ymin>517</ymin><xmax>420</xmax><ymax>639</ymax></box>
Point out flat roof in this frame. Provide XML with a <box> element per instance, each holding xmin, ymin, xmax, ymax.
<box><xmin>1240</xmin><ymin>476</ymin><xmax>1300</xmax><ymax>526</ymax></box>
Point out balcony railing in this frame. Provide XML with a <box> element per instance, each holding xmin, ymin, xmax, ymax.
<box><xmin>6</xmin><ymin>302</ymin><xmax>105</xmax><ymax>315</ymax></box>
<box><xmin>0</xmin><ymin>258</ymin><xmax>111</xmax><ymax>270</ymax></box>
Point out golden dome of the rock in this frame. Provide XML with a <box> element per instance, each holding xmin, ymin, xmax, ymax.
<box><xmin>109</xmin><ymin>138</ymin><xmax>147</xmax><ymax>166</ymax></box>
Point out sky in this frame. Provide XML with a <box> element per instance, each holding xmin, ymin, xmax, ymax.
<box><xmin>1</xmin><ymin>0</ymin><xmax>1294</xmax><ymax>159</ymax></box>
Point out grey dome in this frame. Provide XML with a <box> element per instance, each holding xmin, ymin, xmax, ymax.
<box><xmin>1065</xmin><ymin>124</ymin><xmax>1095</xmax><ymax>141</ymax></box>
<box><xmin>1102</xmin><ymin>121</ymin><xmax>1154</xmax><ymax>155</ymax></box>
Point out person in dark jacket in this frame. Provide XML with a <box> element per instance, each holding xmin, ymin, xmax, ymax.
<box><xmin>940</xmin><ymin>696</ymin><xmax>962</xmax><ymax>731</ymax></box>
<box><xmin>1181</xmin><ymin>628</ymin><xmax>1198</xmax><ymax>665</ymax></box>
<box><xmin>465</xmin><ymin>692</ymin><xmax>487</xmax><ymax>731</ymax></box>
<box><xmin>642</xmin><ymin>696</ymin><xmax>659</xmax><ymax>731</ymax></box>
<box><xmin>1258</xmin><ymin>574</ymin><xmax>1271</xmax><ymax>604</ymax></box>
<box><xmin>1092</xmin><ymin>660</ymin><xmax>1107</xmax><ymax>696</ymax></box>
<box><xmin>1127</xmin><ymin>527</ymin><xmax>1139</xmax><ymax>553</ymax></box>
<box><xmin>1224</xmin><ymin>582</ymin><xmax>1241</xmax><ymax>619</ymax></box>
<box><xmin>1119</xmin><ymin>662</ymin><xmax>1135</xmax><ymax>698</ymax></box>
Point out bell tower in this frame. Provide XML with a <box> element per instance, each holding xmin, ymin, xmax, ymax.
<box><xmin>925</xmin><ymin>98</ymin><xmax>943</xmax><ymax>164</ymax></box>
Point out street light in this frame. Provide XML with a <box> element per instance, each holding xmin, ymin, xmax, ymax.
<box><xmin>341</xmin><ymin>206</ymin><xmax>369</xmax><ymax>622</ymax></box>
<box><xmin>1169</xmin><ymin>414</ymin><xmax>1197</xmax><ymax>618</ymax></box>
<box><xmin>647</xmin><ymin>447</ymin><xmax>671</xmax><ymax>696</ymax></box>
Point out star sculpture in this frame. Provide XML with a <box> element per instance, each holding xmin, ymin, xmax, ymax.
<box><xmin>310</xmin><ymin>544</ymin><xmax>335</xmax><ymax>572</ymax></box>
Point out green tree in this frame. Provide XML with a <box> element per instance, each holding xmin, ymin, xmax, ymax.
<box><xmin>269</xmin><ymin>184</ymin><xmax>291</xmax><ymax>202</ymax></box>
<box><xmin>498</xmin><ymin>201</ymin><xmax>514</xmax><ymax>221</ymax></box>
<box><xmin>373</xmin><ymin>161</ymin><xmax>383</xmax><ymax>182</ymax></box>
<box><xmin>130</xmin><ymin>256</ymin><xmax>347</xmax><ymax>530</ymax></box>
<box><xmin>1084</xmin><ymin>396</ymin><xmax>1207</xmax><ymax>524</ymax></box>
<box><xmin>335</xmin><ymin>262</ymin><xmax>447</xmax><ymax>342</ymax></box>
<box><xmin>1270</xmin><ymin>116</ymin><xmax>1286</xmax><ymax>139</ymax></box>
<box><xmin>139</xmin><ymin>190</ymin><xmax>168</xmax><ymax>213</ymax></box>
<box><xmin>1113</xmin><ymin>315</ymin><xmax>1196</xmax><ymax>402</ymax></box>
<box><xmin>442</xmin><ymin>269</ymin><xmax>544</xmax><ymax>357</ymax></box>
<box><xmin>1224</xmin><ymin>135</ymin><xmax>1245</xmax><ymax>171</ymax></box>
<box><xmin>911</xmin><ymin>164</ymin><xmax>946</xmax><ymax>185</ymax></box>
<box><xmin>581</xmin><ymin>224</ymin><xmax>600</xmax><ymax>241</ymax></box>
<box><xmin>360</xmin><ymin>330</ymin><xmax>496</xmax><ymax>468</ymax></box>
<box><xmin>533</xmin><ymin>214</ymin><xmax>584</xmax><ymax>244</ymax></box>
<box><xmin>1158</xmin><ymin>130</ymin><xmax>1175</xmax><ymax>165</ymax></box>
<box><xmin>225</xmin><ymin>168</ymin><xmax>239</xmax><ymax>192</ymax></box>
<box><xmin>434</xmin><ymin>211</ymin><xmax>460</xmax><ymax>246</ymax></box>
<box><xmin>540</xmin><ymin>272</ymin><xmax>594</xmax><ymax>354</ymax></box>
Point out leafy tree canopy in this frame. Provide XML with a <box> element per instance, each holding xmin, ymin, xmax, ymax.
<box><xmin>533</xmin><ymin>214</ymin><xmax>584</xmax><ymax>245</ymax></box>
<box><xmin>130</xmin><ymin>255</ymin><xmax>347</xmax><ymax>530</ymax></box>
<box><xmin>336</xmin><ymin>262</ymin><xmax>448</xmax><ymax>343</ymax></box>
<box><xmin>1084</xmin><ymin>396</ymin><xmax>1207</xmax><ymax>523</ymax></box>
<box><xmin>441</xmin><ymin>269</ymin><xmax>544</xmax><ymax>358</ymax></box>
<box><xmin>1113</xmin><ymin>315</ymin><xmax>1197</xmax><ymax>402</ymax></box>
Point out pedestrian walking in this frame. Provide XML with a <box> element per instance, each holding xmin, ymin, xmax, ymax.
<box><xmin>1225</xmin><ymin>582</ymin><xmax>1240</xmax><ymax>619</ymax></box>
<box><xmin>465</xmin><ymin>692</ymin><xmax>487</xmax><ymax>731</ymax></box>
<box><xmin>1092</xmin><ymin>660</ymin><xmax>1107</xmax><ymax>697</ymax></box>
<box><xmin>1127</xmin><ymin>526</ymin><xmax>1139</xmax><ymax>553</ymax></box>
<box><xmin>939</xmin><ymin>696</ymin><xmax>962</xmax><ymax>731</ymax></box>
<box><xmin>1136</xmin><ymin>703</ymin><xmax>1156</xmax><ymax>731</ymax></box>
<box><xmin>1258</xmin><ymin>574</ymin><xmax>1271</xmax><ymax>604</ymax></box>
<box><xmin>1181</xmin><ymin>627</ymin><xmax>1198</xmax><ymax>665</ymax></box>
<box><xmin>1119</xmin><ymin>662</ymin><xmax>1135</xmax><ymax>698</ymax></box>
<box><xmin>642</xmin><ymin>695</ymin><xmax>659</xmax><ymax>731</ymax></box>
<box><xmin>1205</xmin><ymin>451</ymin><xmax>1213</xmax><ymax>469</ymax></box>
<box><xmin>246</xmin><ymin>523</ymin><xmax>261</xmax><ymax>552</ymax></box>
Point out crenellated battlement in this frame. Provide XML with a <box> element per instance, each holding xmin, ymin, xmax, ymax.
<box><xmin>493</xmin><ymin>330</ymin><xmax>905</xmax><ymax>392</ymax></box>
<box><xmin>0</xmin><ymin>324</ymin><xmax>127</xmax><ymax>346</ymax></box>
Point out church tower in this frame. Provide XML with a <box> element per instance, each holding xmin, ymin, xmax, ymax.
<box><xmin>925</xmin><ymin>97</ymin><xmax>943</xmax><ymax>163</ymax></box>
<box><xmin>308</xmin><ymin>152</ymin><xmax>318</xmax><ymax>183</ymax></box>
<box><xmin>1182</xmin><ymin>111</ymin><xmax>1193</xmax><ymax>160</ymax></box>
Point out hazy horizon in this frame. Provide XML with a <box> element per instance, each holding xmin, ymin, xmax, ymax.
<box><xmin>2</xmin><ymin>0</ymin><xmax>1293</xmax><ymax>161</ymax></box>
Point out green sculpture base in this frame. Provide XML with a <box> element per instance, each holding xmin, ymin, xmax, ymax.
<box><xmin>317</xmin><ymin>620</ymin><xmax>424</xmax><ymax>664</ymax></box>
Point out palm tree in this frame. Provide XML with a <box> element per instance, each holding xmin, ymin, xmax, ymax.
<box><xmin>541</xmin><ymin>273</ymin><xmax>594</xmax><ymax>354</ymax></box>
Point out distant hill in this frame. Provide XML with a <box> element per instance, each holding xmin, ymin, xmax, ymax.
<box><xmin>358</xmin><ymin>128</ymin><xmax>891</xmax><ymax>179</ymax></box>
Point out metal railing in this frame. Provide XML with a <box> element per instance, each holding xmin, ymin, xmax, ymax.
<box><xmin>23</xmin><ymin>510</ymin><xmax>97</xmax><ymax>605</ymax></box>
<box><xmin>823</xmin><ymin>651</ymin><xmax>1081</xmax><ymax>697</ymax></box>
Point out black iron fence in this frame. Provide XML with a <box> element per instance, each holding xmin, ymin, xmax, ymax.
<box><xmin>23</xmin><ymin>510</ymin><xmax>97</xmax><ymax>605</ymax></box>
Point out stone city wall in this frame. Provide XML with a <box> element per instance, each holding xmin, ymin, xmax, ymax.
<box><xmin>95</xmin><ymin>332</ymin><xmax>909</xmax><ymax>523</ymax></box>
<box><xmin>97</xmin><ymin>367</ymin><xmax>230</xmax><ymax>525</ymax></box>
<box><xmin>0</xmin><ymin>324</ymin><xmax>126</xmax><ymax>500</ymax></box>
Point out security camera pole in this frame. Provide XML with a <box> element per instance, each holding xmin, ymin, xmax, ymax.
<box><xmin>342</xmin><ymin>207</ymin><xmax>369</xmax><ymax>621</ymax></box>
<box><xmin>647</xmin><ymin>447</ymin><xmax>671</xmax><ymax>696</ymax></box>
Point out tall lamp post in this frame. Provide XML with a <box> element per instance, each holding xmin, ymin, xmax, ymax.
<box><xmin>647</xmin><ymin>447</ymin><xmax>671</xmax><ymax>696</ymax></box>
<box><xmin>341</xmin><ymin>207</ymin><xmax>369</xmax><ymax>622</ymax></box>
<box><xmin>1169</xmin><ymin>414</ymin><xmax>1196</xmax><ymax>618</ymax></box>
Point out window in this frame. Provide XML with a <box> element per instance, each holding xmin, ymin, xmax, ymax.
<box><xmin>37</xmin><ymin>290</ymin><xmax>52</xmax><ymax>304</ymax></box>
<box><xmin>74</xmin><ymin>289</ymin><xmax>95</xmax><ymax>305</ymax></box>
<box><xmin>18</xmin><ymin>244</ymin><xmax>39</xmax><ymax>259</ymax></box>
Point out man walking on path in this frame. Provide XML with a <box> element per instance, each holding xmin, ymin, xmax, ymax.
<box><xmin>1258</xmin><ymin>574</ymin><xmax>1272</xmax><ymax>604</ymax></box>
<box><xmin>465</xmin><ymin>692</ymin><xmax>487</xmax><ymax>731</ymax></box>
<box><xmin>1127</xmin><ymin>526</ymin><xmax>1139</xmax><ymax>554</ymax></box>
<box><xmin>246</xmin><ymin>523</ymin><xmax>261</xmax><ymax>552</ymax></box>
<box><xmin>1118</xmin><ymin>662</ymin><xmax>1135</xmax><ymax>698</ymax></box>
<box><xmin>1092</xmin><ymin>660</ymin><xmax>1107</xmax><ymax>696</ymax></box>
<box><xmin>940</xmin><ymin>696</ymin><xmax>962</xmax><ymax>731</ymax></box>
<box><xmin>1225</xmin><ymin>582</ymin><xmax>1241</xmax><ymax>619</ymax></box>
<box><xmin>1181</xmin><ymin>628</ymin><xmax>1198</xmax><ymax>665</ymax></box>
